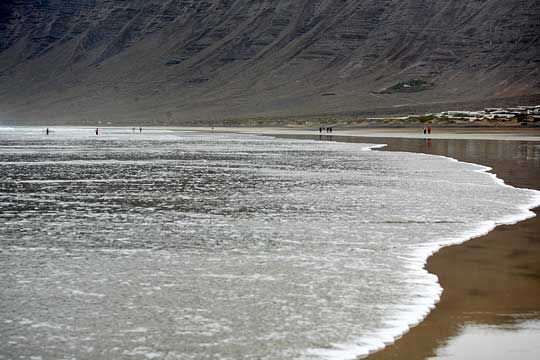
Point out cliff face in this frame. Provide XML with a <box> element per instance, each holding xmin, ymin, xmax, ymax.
<box><xmin>1</xmin><ymin>0</ymin><xmax>539</xmax><ymax>124</ymax></box>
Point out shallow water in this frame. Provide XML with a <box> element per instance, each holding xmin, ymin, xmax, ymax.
<box><xmin>1</xmin><ymin>127</ymin><xmax>539</xmax><ymax>360</ymax></box>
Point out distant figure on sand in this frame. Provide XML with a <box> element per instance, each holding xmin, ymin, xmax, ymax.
<box><xmin>319</xmin><ymin>127</ymin><xmax>322</xmax><ymax>134</ymax></box>
<box><xmin>139</xmin><ymin>127</ymin><xmax>142</xmax><ymax>133</ymax></box>
<box><xmin>423</xmin><ymin>127</ymin><xmax>427</xmax><ymax>134</ymax></box>
<box><xmin>95</xmin><ymin>127</ymin><xmax>99</xmax><ymax>135</ymax></box>
<box><xmin>46</xmin><ymin>128</ymin><xmax>49</xmax><ymax>135</ymax></box>
<box><xmin>427</xmin><ymin>126</ymin><xmax>432</xmax><ymax>134</ymax></box>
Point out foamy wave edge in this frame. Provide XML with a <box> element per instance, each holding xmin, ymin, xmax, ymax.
<box><xmin>300</xmin><ymin>141</ymin><xmax>540</xmax><ymax>360</ymax></box>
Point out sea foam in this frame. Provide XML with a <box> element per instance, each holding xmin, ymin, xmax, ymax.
<box><xmin>302</xmin><ymin>144</ymin><xmax>540</xmax><ymax>360</ymax></box>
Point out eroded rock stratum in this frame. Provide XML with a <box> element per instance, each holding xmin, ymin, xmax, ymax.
<box><xmin>1</xmin><ymin>0</ymin><xmax>539</xmax><ymax>124</ymax></box>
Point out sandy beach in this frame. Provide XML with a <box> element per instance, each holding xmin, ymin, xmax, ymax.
<box><xmin>195</xmin><ymin>126</ymin><xmax>540</xmax><ymax>359</ymax></box>
<box><xmin>339</xmin><ymin>135</ymin><xmax>540</xmax><ymax>360</ymax></box>
<box><xmin>3</xmin><ymin>126</ymin><xmax>539</xmax><ymax>359</ymax></box>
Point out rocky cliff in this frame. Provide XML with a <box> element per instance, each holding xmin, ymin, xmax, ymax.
<box><xmin>1</xmin><ymin>0</ymin><xmax>539</xmax><ymax>124</ymax></box>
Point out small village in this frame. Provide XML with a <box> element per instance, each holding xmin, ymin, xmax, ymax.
<box><xmin>437</xmin><ymin>105</ymin><xmax>540</xmax><ymax>122</ymax></box>
<box><xmin>362</xmin><ymin>105</ymin><xmax>540</xmax><ymax>127</ymax></box>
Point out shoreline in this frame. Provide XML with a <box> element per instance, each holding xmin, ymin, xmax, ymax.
<box><xmin>5</xmin><ymin>126</ymin><xmax>540</xmax><ymax>358</ymax></box>
<box><xmin>361</xmin><ymin>137</ymin><xmax>540</xmax><ymax>360</ymax></box>
<box><xmin>272</xmin><ymin>130</ymin><xmax>540</xmax><ymax>359</ymax></box>
<box><xmin>220</xmin><ymin>127</ymin><xmax>540</xmax><ymax>359</ymax></box>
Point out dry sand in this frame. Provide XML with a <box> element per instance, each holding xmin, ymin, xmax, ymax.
<box><xmin>196</xmin><ymin>127</ymin><xmax>540</xmax><ymax>359</ymax></box>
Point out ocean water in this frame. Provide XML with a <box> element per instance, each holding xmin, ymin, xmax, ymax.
<box><xmin>1</xmin><ymin>127</ymin><xmax>539</xmax><ymax>360</ymax></box>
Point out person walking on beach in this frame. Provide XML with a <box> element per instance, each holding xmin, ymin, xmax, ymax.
<box><xmin>95</xmin><ymin>127</ymin><xmax>99</xmax><ymax>135</ymax></box>
<box><xmin>139</xmin><ymin>127</ymin><xmax>142</xmax><ymax>133</ymax></box>
<box><xmin>427</xmin><ymin>126</ymin><xmax>431</xmax><ymax>134</ymax></box>
<box><xmin>46</xmin><ymin>128</ymin><xmax>49</xmax><ymax>135</ymax></box>
<box><xmin>319</xmin><ymin>127</ymin><xmax>322</xmax><ymax>134</ymax></box>
<box><xmin>423</xmin><ymin>127</ymin><xmax>426</xmax><ymax>134</ymax></box>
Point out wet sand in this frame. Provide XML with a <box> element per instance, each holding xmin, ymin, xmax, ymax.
<box><xmin>353</xmin><ymin>137</ymin><xmax>540</xmax><ymax>360</ymax></box>
<box><xmin>209</xmin><ymin>127</ymin><xmax>540</xmax><ymax>359</ymax></box>
<box><xmin>179</xmin><ymin>126</ymin><xmax>540</xmax><ymax>142</ymax></box>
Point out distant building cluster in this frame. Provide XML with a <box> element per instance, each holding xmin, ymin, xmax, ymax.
<box><xmin>438</xmin><ymin>105</ymin><xmax>540</xmax><ymax>121</ymax></box>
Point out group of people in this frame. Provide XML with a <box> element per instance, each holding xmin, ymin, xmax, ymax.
<box><xmin>423</xmin><ymin>126</ymin><xmax>432</xmax><ymax>135</ymax></box>
<box><xmin>45</xmin><ymin>127</ymin><xmax>143</xmax><ymax>136</ymax></box>
<box><xmin>319</xmin><ymin>126</ymin><xmax>333</xmax><ymax>133</ymax></box>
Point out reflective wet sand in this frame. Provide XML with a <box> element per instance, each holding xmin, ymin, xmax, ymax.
<box><xmin>273</xmin><ymin>131</ymin><xmax>540</xmax><ymax>360</ymax></box>
<box><xmin>428</xmin><ymin>318</ymin><xmax>540</xmax><ymax>360</ymax></box>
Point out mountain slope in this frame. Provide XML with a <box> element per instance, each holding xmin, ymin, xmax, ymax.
<box><xmin>1</xmin><ymin>0</ymin><xmax>539</xmax><ymax>125</ymax></box>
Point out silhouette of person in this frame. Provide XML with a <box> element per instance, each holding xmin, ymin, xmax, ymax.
<box><xmin>95</xmin><ymin>127</ymin><xmax>99</xmax><ymax>135</ymax></box>
<box><xmin>46</xmin><ymin>128</ymin><xmax>49</xmax><ymax>135</ymax></box>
